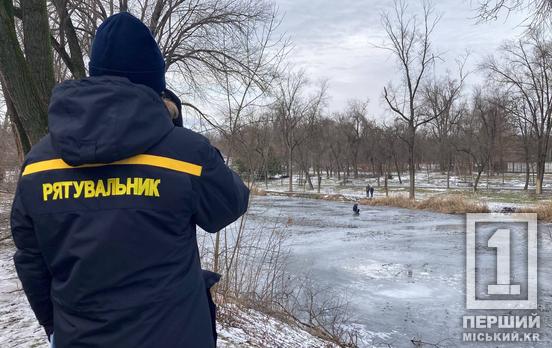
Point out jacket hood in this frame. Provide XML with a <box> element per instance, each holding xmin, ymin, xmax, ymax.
<box><xmin>48</xmin><ymin>76</ymin><xmax>174</xmax><ymax>166</ymax></box>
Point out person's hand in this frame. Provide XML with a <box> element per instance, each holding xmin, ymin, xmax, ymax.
<box><xmin>44</xmin><ymin>325</ymin><xmax>53</xmax><ymax>341</ymax></box>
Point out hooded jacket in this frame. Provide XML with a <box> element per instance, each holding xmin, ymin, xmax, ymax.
<box><xmin>11</xmin><ymin>76</ymin><xmax>249</xmax><ymax>348</ymax></box>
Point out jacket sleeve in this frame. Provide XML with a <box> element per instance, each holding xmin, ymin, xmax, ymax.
<box><xmin>11</xmin><ymin>184</ymin><xmax>53</xmax><ymax>335</ymax></box>
<box><xmin>191</xmin><ymin>143</ymin><xmax>250</xmax><ymax>233</ymax></box>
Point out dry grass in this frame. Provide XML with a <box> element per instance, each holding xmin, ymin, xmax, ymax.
<box><xmin>249</xmin><ymin>186</ymin><xmax>267</xmax><ymax>196</ymax></box>
<box><xmin>253</xmin><ymin>188</ymin><xmax>490</xmax><ymax>215</ymax></box>
<box><xmin>358</xmin><ymin>195</ymin><xmax>416</xmax><ymax>209</ymax></box>
<box><xmin>360</xmin><ymin>194</ymin><xmax>489</xmax><ymax>214</ymax></box>
<box><xmin>518</xmin><ymin>202</ymin><xmax>552</xmax><ymax>221</ymax></box>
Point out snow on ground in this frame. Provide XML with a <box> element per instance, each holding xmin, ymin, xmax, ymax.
<box><xmin>260</xmin><ymin>171</ymin><xmax>552</xmax><ymax>210</ymax></box>
<box><xmin>217</xmin><ymin>305</ymin><xmax>336</xmax><ymax>347</ymax></box>
<box><xmin>0</xmin><ymin>239</ymin><xmax>335</xmax><ymax>348</ymax></box>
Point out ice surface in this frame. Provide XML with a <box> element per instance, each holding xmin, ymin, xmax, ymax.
<box><xmin>246</xmin><ymin>195</ymin><xmax>552</xmax><ymax>347</ymax></box>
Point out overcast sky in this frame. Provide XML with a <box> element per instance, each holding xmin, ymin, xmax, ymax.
<box><xmin>272</xmin><ymin>0</ymin><xmax>528</xmax><ymax>119</ymax></box>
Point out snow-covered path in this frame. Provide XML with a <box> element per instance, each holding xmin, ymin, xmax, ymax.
<box><xmin>247</xmin><ymin>196</ymin><xmax>552</xmax><ymax>347</ymax></box>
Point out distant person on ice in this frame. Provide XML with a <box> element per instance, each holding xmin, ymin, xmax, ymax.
<box><xmin>10</xmin><ymin>12</ymin><xmax>249</xmax><ymax>348</ymax></box>
<box><xmin>353</xmin><ymin>203</ymin><xmax>360</xmax><ymax>215</ymax></box>
<box><xmin>369</xmin><ymin>185</ymin><xmax>374</xmax><ymax>198</ymax></box>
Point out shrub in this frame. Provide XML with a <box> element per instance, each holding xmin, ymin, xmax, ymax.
<box><xmin>416</xmin><ymin>195</ymin><xmax>489</xmax><ymax>214</ymax></box>
<box><xmin>360</xmin><ymin>194</ymin><xmax>489</xmax><ymax>214</ymax></box>
<box><xmin>518</xmin><ymin>202</ymin><xmax>552</xmax><ymax>221</ymax></box>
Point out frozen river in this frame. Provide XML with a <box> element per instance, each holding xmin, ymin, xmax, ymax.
<box><xmin>246</xmin><ymin>195</ymin><xmax>552</xmax><ymax>347</ymax></box>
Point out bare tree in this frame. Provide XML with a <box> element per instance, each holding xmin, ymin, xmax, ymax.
<box><xmin>485</xmin><ymin>31</ymin><xmax>552</xmax><ymax>194</ymax></box>
<box><xmin>308</xmin><ymin>118</ymin><xmax>331</xmax><ymax>192</ymax></box>
<box><xmin>457</xmin><ymin>88</ymin><xmax>505</xmax><ymax>192</ymax></box>
<box><xmin>507</xmin><ymin>96</ymin><xmax>535</xmax><ymax>189</ymax></box>
<box><xmin>274</xmin><ymin>71</ymin><xmax>327</xmax><ymax>192</ymax></box>
<box><xmin>476</xmin><ymin>0</ymin><xmax>552</xmax><ymax>30</ymax></box>
<box><xmin>380</xmin><ymin>0</ymin><xmax>440</xmax><ymax>199</ymax></box>
<box><xmin>207</xmin><ymin>9</ymin><xmax>289</xmax><ymax>162</ymax></box>
<box><xmin>423</xmin><ymin>63</ymin><xmax>467</xmax><ymax>188</ymax></box>
<box><xmin>325</xmin><ymin>116</ymin><xmax>348</xmax><ymax>181</ymax></box>
<box><xmin>0</xmin><ymin>0</ymin><xmax>284</xmax><ymax>155</ymax></box>
<box><xmin>340</xmin><ymin>99</ymin><xmax>369</xmax><ymax>179</ymax></box>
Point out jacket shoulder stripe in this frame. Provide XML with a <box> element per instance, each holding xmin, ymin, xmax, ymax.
<box><xmin>21</xmin><ymin>154</ymin><xmax>202</xmax><ymax>176</ymax></box>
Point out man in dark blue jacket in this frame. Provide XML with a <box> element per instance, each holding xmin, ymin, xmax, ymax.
<box><xmin>10</xmin><ymin>12</ymin><xmax>249</xmax><ymax>348</ymax></box>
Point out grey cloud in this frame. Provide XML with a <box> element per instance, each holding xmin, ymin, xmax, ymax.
<box><xmin>273</xmin><ymin>0</ymin><xmax>527</xmax><ymax>118</ymax></box>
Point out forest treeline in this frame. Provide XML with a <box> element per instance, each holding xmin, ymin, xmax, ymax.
<box><xmin>0</xmin><ymin>0</ymin><xmax>551</xmax><ymax>202</ymax></box>
<box><xmin>216</xmin><ymin>2</ymin><xmax>552</xmax><ymax>198</ymax></box>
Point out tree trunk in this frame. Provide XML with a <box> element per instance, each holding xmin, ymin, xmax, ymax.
<box><xmin>446</xmin><ymin>156</ymin><xmax>451</xmax><ymax>189</ymax></box>
<box><xmin>536</xmin><ymin>140</ymin><xmax>545</xmax><ymax>195</ymax></box>
<box><xmin>21</xmin><ymin>0</ymin><xmax>55</xmax><ymax>105</ymax></box>
<box><xmin>305</xmin><ymin>168</ymin><xmax>313</xmax><ymax>190</ymax></box>
<box><xmin>317</xmin><ymin>170</ymin><xmax>321</xmax><ymax>193</ymax></box>
<box><xmin>521</xmin><ymin>142</ymin><xmax>531</xmax><ymax>190</ymax></box>
<box><xmin>52</xmin><ymin>0</ymin><xmax>86</xmax><ymax>79</ymax></box>
<box><xmin>7</xmin><ymin>105</ymin><xmax>28</xmax><ymax>162</ymax></box>
<box><xmin>486</xmin><ymin>158</ymin><xmax>491</xmax><ymax>191</ymax></box>
<box><xmin>213</xmin><ymin>232</ymin><xmax>221</xmax><ymax>274</ymax></box>
<box><xmin>474</xmin><ymin>167</ymin><xmax>484</xmax><ymax>193</ymax></box>
<box><xmin>288</xmin><ymin>147</ymin><xmax>293</xmax><ymax>192</ymax></box>
<box><xmin>0</xmin><ymin>0</ymin><xmax>49</xmax><ymax>148</ymax></box>
<box><xmin>384</xmin><ymin>164</ymin><xmax>389</xmax><ymax>197</ymax></box>
<box><xmin>408</xmin><ymin>126</ymin><xmax>416</xmax><ymax>199</ymax></box>
<box><xmin>1</xmin><ymin>78</ymin><xmax>31</xmax><ymax>157</ymax></box>
<box><xmin>394</xmin><ymin>157</ymin><xmax>402</xmax><ymax>184</ymax></box>
<box><xmin>353</xmin><ymin>150</ymin><xmax>359</xmax><ymax>179</ymax></box>
<box><xmin>408</xmin><ymin>154</ymin><xmax>415</xmax><ymax>199</ymax></box>
<box><xmin>536</xmin><ymin>160</ymin><xmax>544</xmax><ymax>195</ymax></box>
<box><xmin>426</xmin><ymin>163</ymin><xmax>430</xmax><ymax>184</ymax></box>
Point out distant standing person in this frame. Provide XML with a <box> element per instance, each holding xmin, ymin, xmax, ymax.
<box><xmin>366</xmin><ymin>184</ymin><xmax>371</xmax><ymax>198</ymax></box>
<box><xmin>369</xmin><ymin>186</ymin><xmax>375</xmax><ymax>198</ymax></box>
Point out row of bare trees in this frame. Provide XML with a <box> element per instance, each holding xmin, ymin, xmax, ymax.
<box><xmin>220</xmin><ymin>83</ymin><xmax>527</xmax><ymax>192</ymax></box>
<box><xmin>375</xmin><ymin>0</ymin><xmax>552</xmax><ymax>198</ymax></box>
<box><xmin>220</xmin><ymin>12</ymin><xmax>551</xmax><ymax>197</ymax></box>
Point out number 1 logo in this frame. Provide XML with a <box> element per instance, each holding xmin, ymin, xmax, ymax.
<box><xmin>466</xmin><ymin>213</ymin><xmax>537</xmax><ymax>310</ymax></box>
<box><xmin>487</xmin><ymin>229</ymin><xmax>521</xmax><ymax>296</ymax></box>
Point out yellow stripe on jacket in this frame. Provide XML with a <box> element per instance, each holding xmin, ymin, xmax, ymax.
<box><xmin>22</xmin><ymin>154</ymin><xmax>203</xmax><ymax>177</ymax></box>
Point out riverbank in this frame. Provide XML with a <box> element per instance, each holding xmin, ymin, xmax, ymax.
<box><xmin>253</xmin><ymin>186</ymin><xmax>552</xmax><ymax>220</ymax></box>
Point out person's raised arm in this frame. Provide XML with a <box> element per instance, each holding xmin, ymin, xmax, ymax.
<box><xmin>191</xmin><ymin>141</ymin><xmax>249</xmax><ymax>233</ymax></box>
